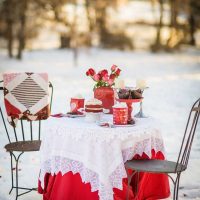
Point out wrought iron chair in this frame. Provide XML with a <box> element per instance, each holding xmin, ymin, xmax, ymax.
<box><xmin>125</xmin><ymin>98</ymin><xmax>200</xmax><ymax>200</ymax></box>
<box><xmin>0</xmin><ymin>78</ymin><xmax>53</xmax><ymax>200</ymax></box>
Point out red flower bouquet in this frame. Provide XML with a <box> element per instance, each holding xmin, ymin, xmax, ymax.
<box><xmin>86</xmin><ymin>65</ymin><xmax>121</xmax><ymax>114</ymax></box>
<box><xmin>86</xmin><ymin>65</ymin><xmax>121</xmax><ymax>89</ymax></box>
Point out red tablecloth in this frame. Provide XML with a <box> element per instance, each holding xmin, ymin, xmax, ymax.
<box><xmin>38</xmin><ymin>150</ymin><xmax>170</xmax><ymax>200</ymax></box>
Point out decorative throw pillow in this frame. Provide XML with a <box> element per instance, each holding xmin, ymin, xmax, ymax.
<box><xmin>3</xmin><ymin>72</ymin><xmax>50</xmax><ymax>126</ymax></box>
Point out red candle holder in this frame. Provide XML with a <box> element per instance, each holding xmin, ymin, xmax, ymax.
<box><xmin>113</xmin><ymin>107</ymin><xmax>128</xmax><ymax>125</ymax></box>
<box><xmin>116</xmin><ymin>98</ymin><xmax>142</xmax><ymax>124</ymax></box>
<box><xmin>70</xmin><ymin>98</ymin><xmax>85</xmax><ymax>113</ymax></box>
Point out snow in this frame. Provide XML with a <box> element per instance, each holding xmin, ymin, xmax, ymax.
<box><xmin>0</xmin><ymin>47</ymin><xmax>200</xmax><ymax>200</ymax></box>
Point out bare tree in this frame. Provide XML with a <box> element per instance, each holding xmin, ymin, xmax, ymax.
<box><xmin>166</xmin><ymin>0</ymin><xmax>180</xmax><ymax>48</ymax></box>
<box><xmin>156</xmin><ymin>0</ymin><xmax>164</xmax><ymax>47</ymax></box>
<box><xmin>85</xmin><ymin>0</ymin><xmax>95</xmax><ymax>46</ymax></box>
<box><xmin>71</xmin><ymin>0</ymin><xmax>78</xmax><ymax>67</ymax></box>
<box><xmin>1</xmin><ymin>0</ymin><xmax>15</xmax><ymax>57</ymax></box>
<box><xmin>189</xmin><ymin>0</ymin><xmax>200</xmax><ymax>46</ymax></box>
<box><xmin>151</xmin><ymin>0</ymin><xmax>164</xmax><ymax>51</ymax></box>
<box><xmin>17</xmin><ymin>0</ymin><xmax>27</xmax><ymax>59</ymax></box>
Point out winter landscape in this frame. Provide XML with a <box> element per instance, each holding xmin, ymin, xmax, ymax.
<box><xmin>0</xmin><ymin>0</ymin><xmax>200</xmax><ymax>199</ymax></box>
<box><xmin>0</xmin><ymin>47</ymin><xmax>199</xmax><ymax>200</ymax></box>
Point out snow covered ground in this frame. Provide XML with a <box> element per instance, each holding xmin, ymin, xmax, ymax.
<box><xmin>0</xmin><ymin>48</ymin><xmax>199</xmax><ymax>200</ymax></box>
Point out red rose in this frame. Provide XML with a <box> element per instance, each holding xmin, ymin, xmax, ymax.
<box><xmin>115</xmin><ymin>68</ymin><xmax>121</xmax><ymax>76</ymax></box>
<box><xmin>102</xmin><ymin>74</ymin><xmax>109</xmax><ymax>81</ymax></box>
<box><xmin>108</xmin><ymin>79</ymin><xmax>114</xmax><ymax>86</ymax></box>
<box><xmin>111</xmin><ymin>65</ymin><xmax>117</xmax><ymax>71</ymax></box>
<box><xmin>89</xmin><ymin>68</ymin><xmax>95</xmax><ymax>76</ymax></box>
<box><xmin>93</xmin><ymin>74</ymin><xmax>100</xmax><ymax>81</ymax></box>
<box><xmin>97</xmin><ymin>72</ymin><xmax>102</xmax><ymax>80</ymax></box>
<box><xmin>86</xmin><ymin>71</ymin><xmax>90</xmax><ymax>76</ymax></box>
<box><xmin>109</xmin><ymin>74</ymin><xmax>116</xmax><ymax>80</ymax></box>
<box><xmin>86</xmin><ymin>68</ymin><xmax>95</xmax><ymax>76</ymax></box>
<box><xmin>100</xmin><ymin>69</ymin><xmax>108</xmax><ymax>77</ymax></box>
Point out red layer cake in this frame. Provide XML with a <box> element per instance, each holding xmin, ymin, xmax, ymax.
<box><xmin>85</xmin><ymin>98</ymin><xmax>103</xmax><ymax>113</ymax></box>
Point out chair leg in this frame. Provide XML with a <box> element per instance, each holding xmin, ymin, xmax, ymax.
<box><xmin>9</xmin><ymin>153</ymin><xmax>14</xmax><ymax>194</ymax></box>
<box><xmin>14</xmin><ymin>152</ymin><xmax>23</xmax><ymax>200</ymax></box>
<box><xmin>126</xmin><ymin>171</ymin><xmax>137</xmax><ymax>200</ymax></box>
<box><xmin>15</xmin><ymin>157</ymin><xmax>19</xmax><ymax>200</ymax></box>
<box><xmin>173</xmin><ymin>173</ymin><xmax>181</xmax><ymax>200</ymax></box>
<box><xmin>176</xmin><ymin>174</ymin><xmax>181</xmax><ymax>200</ymax></box>
<box><xmin>173</xmin><ymin>176</ymin><xmax>177</xmax><ymax>200</ymax></box>
<box><xmin>136</xmin><ymin>172</ymin><xmax>140</xmax><ymax>199</ymax></box>
<box><xmin>8</xmin><ymin>152</ymin><xmax>37</xmax><ymax>199</ymax></box>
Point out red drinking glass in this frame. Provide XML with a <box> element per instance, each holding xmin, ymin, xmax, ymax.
<box><xmin>113</xmin><ymin>107</ymin><xmax>128</xmax><ymax>125</ymax></box>
<box><xmin>70</xmin><ymin>98</ymin><xmax>85</xmax><ymax>113</ymax></box>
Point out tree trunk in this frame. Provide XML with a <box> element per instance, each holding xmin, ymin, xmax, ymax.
<box><xmin>85</xmin><ymin>0</ymin><xmax>94</xmax><ymax>46</ymax></box>
<box><xmin>170</xmin><ymin>0</ymin><xmax>178</xmax><ymax>28</ymax></box>
<box><xmin>167</xmin><ymin>0</ymin><xmax>181</xmax><ymax>48</ymax></box>
<box><xmin>189</xmin><ymin>14</ymin><xmax>196</xmax><ymax>45</ymax></box>
<box><xmin>17</xmin><ymin>0</ymin><xmax>27</xmax><ymax>60</ymax></box>
<box><xmin>7</xmin><ymin>19</ymin><xmax>13</xmax><ymax>58</ymax></box>
<box><xmin>95</xmin><ymin>1</ymin><xmax>108</xmax><ymax>45</ymax></box>
<box><xmin>70</xmin><ymin>1</ymin><xmax>78</xmax><ymax>67</ymax></box>
<box><xmin>154</xmin><ymin>0</ymin><xmax>164</xmax><ymax>47</ymax></box>
<box><xmin>5</xmin><ymin>0</ymin><xmax>14</xmax><ymax>58</ymax></box>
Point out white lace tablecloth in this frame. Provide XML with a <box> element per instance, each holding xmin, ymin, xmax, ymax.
<box><xmin>39</xmin><ymin>115</ymin><xmax>165</xmax><ymax>200</ymax></box>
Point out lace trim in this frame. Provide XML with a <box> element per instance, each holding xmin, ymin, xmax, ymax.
<box><xmin>40</xmin><ymin>138</ymin><xmax>164</xmax><ymax>200</ymax></box>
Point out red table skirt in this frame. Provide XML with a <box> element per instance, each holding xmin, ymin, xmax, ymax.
<box><xmin>38</xmin><ymin>150</ymin><xmax>170</xmax><ymax>200</ymax></box>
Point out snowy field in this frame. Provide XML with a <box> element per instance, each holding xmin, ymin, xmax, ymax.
<box><xmin>0</xmin><ymin>48</ymin><xmax>200</xmax><ymax>200</ymax></box>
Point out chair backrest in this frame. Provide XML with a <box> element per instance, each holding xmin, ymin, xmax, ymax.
<box><xmin>176</xmin><ymin>98</ymin><xmax>200</xmax><ymax>172</ymax></box>
<box><xmin>0</xmin><ymin>78</ymin><xmax>53</xmax><ymax>144</ymax></box>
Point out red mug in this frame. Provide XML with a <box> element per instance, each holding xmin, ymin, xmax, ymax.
<box><xmin>70</xmin><ymin>98</ymin><xmax>85</xmax><ymax>113</ymax></box>
<box><xmin>113</xmin><ymin>107</ymin><xmax>128</xmax><ymax>125</ymax></box>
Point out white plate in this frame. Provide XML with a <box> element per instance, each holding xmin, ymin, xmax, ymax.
<box><xmin>98</xmin><ymin>122</ymin><xmax>135</xmax><ymax>128</ymax></box>
<box><xmin>113</xmin><ymin>124</ymin><xmax>135</xmax><ymax>127</ymax></box>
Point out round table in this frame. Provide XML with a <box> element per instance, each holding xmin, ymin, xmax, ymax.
<box><xmin>38</xmin><ymin>115</ymin><xmax>170</xmax><ymax>200</ymax></box>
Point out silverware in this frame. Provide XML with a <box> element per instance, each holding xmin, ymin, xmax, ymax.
<box><xmin>98</xmin><ymin>122</ymin><xmax>115</xmax><ymax>128</ymax></box>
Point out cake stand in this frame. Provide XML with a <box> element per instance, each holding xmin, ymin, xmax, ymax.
<box><xmin>116</xmin><ymin>98</ymin><xmax>143</xmax><ymax>124</ymax></box>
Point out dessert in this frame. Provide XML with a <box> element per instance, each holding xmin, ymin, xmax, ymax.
<box><xmin>85</xmin><ymin>98</ymin><xmax>103</xmax><ymax>113</ymax></box>
<box><xmin>85</xmin><ymin>98</ymin><xmax>103</xmax><ymax>123</ymax></box>
<box><xmin>117</xmin><ymin>88</ymin><xmax>143</xmax><ymax>99</ymax></box>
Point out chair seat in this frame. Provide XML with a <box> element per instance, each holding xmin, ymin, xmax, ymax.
<box><xmin>125</xmin><ymin>159</ymin><xmax>186</xmax><ymax>173</ymax></box>
<box><xmin>5</xmin><ymin>140</ymin><xmax>41</xmax><ymax>152</ymax></box>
